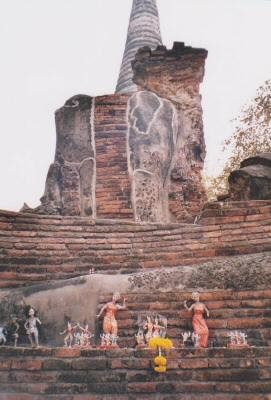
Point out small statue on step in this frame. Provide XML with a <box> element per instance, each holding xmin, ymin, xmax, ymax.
<box><xmin>10</xmin><ymin>315</ymin><xmax>20</xmax><ymax>347</ymax></box>
<box><xmin>239</xmin><ymin>332</ymin><xmax>248</xmax><ymax>346</ymax></box>
<box><xmin>227</xmin><ymin>330</ymin><xmax>249</xmax><ymax>348</ymax></box>
<box><xmin>144</xmin><ymin>315</ymin><xmax>154</xmax><ymax>343</ymax></box>
<box><xmin>100</xmin><ymin>333</ymin><xmax>109</xmax><ymax>347</ymax></box>
<box><xmin>136</xmin><ymin>315</ymin><xmax>149</xmax><ymax>348</ymax></box>
<box><xmin>135</xmin><ymin>327</ymin><xmax>146</xmax><ymax>348</ymax></box>
<box><xmin>78</xmin><ymin>323</ymin><xmax>94</xmax><ymax>348</ymax></box>
<box><xmin>153</xmin><ymin>316</ymin><xmax>163</xmax><ymax>338</ymax></box>
<box><xmin>97</xmin><ymin>292</ymin><xmax>127</xmax><ymax>348</ymax></box>
<box><xmin>24</xmin><ymin>308</ymin><xmax>42</xmax><ymax>348</ymax></box>
<box><xmin>60</xmin><ymin>321</ymin><xmax>76</xmax><ymax>348</ymax></box>
<box><xmin>181</xmin><ymin>331</ymin><xmax>191</xmax><ymax>347</ymax></box>
<box><xmin>74</xmin><ymin>331</ymin><xmax>81</xmax><ymax>347</ymax></box>
<box><xmin>192</xmin><ymin>332</ymin><xmax>201</xmax><ymax>348</ymax></box>
<box><xmin>0</xmin><ymin>326</ymin><xmax>7</xmax><ymax>346</ymax></box>
<box><xmin>184</xmin><ymin>292</ymin><xmax>209</xmax><ymax>348</ymax></box>
<box><xmin>100</xmin><ymin>333</ymin><xmax>118</xmax><ymax>348</ymax></box>
<box><xmin>136</xmin><ymin>314</ymin><xmax>168</xmax><ymax>347</ymax></box>
<box><xmin>155</xmin><ymin>315</ymin><xmax>167</xmax><ymax>339</ymax></box>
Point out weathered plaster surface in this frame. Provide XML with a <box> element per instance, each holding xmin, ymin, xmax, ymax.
<box><xmin>128</xmin><ymin>91</ymin><xmax>178</xmax><ymax>222</ymax></box>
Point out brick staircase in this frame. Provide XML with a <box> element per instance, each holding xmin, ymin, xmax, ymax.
<box><xmin>1</xmin><ymin>201</ymin><xmax>271</xmax><ymax>398</ymax></box>
<box><xmin>0</xmin><ymin>346</ymin><xmax>271</xmax><ymax>399</ymax></box>
<box><xmin>98</xmin><ymin>289</ymin><xmax>271</xmax><ymax>348</ymax></box>
<box><xmin>0</xmin><ymin>200</ymin><xmax>271</xmax><ymax>288</ymax></box>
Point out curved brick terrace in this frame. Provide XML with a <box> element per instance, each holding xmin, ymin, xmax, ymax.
<box><xmin>0</xmin><ymin>200</ymin><xmax>271</xmax><ymax>288</ymax></box>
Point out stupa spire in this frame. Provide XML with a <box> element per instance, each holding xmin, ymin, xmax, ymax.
<box><xmin>115</xmin><ymin>0</ymin><xmax>162</xmax><ymax>94</ymax></box>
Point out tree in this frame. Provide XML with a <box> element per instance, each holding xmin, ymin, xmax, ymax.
<box><xmin>206</xmin><ymin>80</ymin><xmax>271</xmax><ymax>200</ymax></box>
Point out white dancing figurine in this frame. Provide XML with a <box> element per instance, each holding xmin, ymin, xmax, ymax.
<box><xmin>144</xmin><ymin>316</ymin><xmax>154</xmax><ymax>343</ymax></box>
<box><xmin>78</xmin><ymin>324</ymin><xmax>93</xmax><ymax>348</ymax></box>
<box><xmin>11</xmin><ymin>316</ymin><xmax>20</xmax><ymax>347</ymax></box>
<box><xmin>153</xmin><ymin>316</ymin><xmax>162</xmax><ymax>338</ymax></box>
<box><xmin>0</xmin><ymin>326</ymin><xmax>7</xmax><ymax>346</ymax></box>
<box><xmin>181</xmin><ymin>331</ymin><xmax>191</xmax><ymax>347</ymax></box>
<box><xmin>60</xmin><ymin>322</ymin><xmax>76</xmax><ymax>348</ymax></box>
<box><xmin>192</xmin><ymin>332</ymin><xmax>200</xmax><ymax>348</ymax></box>
<box><xmin>24</xmin><ymin>308</ymin><xmax>41</xmax><ymax>348</ymax></box>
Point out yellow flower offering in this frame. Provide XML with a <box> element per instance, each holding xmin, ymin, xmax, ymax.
<box><xmin>149</xmin><ymin>337</ymin><xmax>173</xmax><ymax>373</ymax></box>
<box><xmin>154</xmin><ymin>355</ymin><xmax>167</xmax><ymax>366</ymax></box>
<box><xmin>149</xmin><ymin>337</ymin><xmax>173</xmax><ymax>350</ymax></box>
<box><xmin>155</xmin><ymin>366</ymin><xmax>167</xmax><ymax>373</ymax></box>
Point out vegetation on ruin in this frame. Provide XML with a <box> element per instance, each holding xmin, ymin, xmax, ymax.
<box><xmin>206</xmin><ymin>80</ymin><xmax>271</xmax><ymax>199</ymax></box>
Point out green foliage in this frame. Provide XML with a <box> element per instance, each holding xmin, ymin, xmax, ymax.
<box><xmin>206</xmin><ymin>80</ymin><xmax>271</xmax><ymax>199</ymax></box>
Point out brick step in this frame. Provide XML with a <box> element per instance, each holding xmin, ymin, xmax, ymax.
<box><xmin>0</xmin><ymin>395</ymin><xmax>268</xmax><ymax>400</ymax></box>
<box><xmin>5</xmin><ymin>230</ymin><xmax>269</xmax><ymax>244</ymax></box>
<box><xmin>1</xmin><ymin>380</ymin><xmax>271</xmax><ymax>396</ymax></box>
<box><xmin>0</xmin><ymin>347</ymin><xmax>271</xmax><ymax>397</ymax></box>
<box><xmin>1</xmin><ymin>236</ymin><xmax>271</xmax><ymax>254</ymax></box>
<box><xmin>1</xmin><ymin>215</ymin><xmax>270</xmax><ymax>234</ymax></box>
<box><xmin>0</xmin><ymin>395</ymin><xmax>269</xmax><ymax>400</ymax></box>
<box><xmin>1</xmin><ymin>221</ymin><xmax>270</xmax><ymax>238</ymax></box>
<box><xmin>0</xmin><ymin>210</ymin><xmax>259</xmax><ymax>224</ymax></box>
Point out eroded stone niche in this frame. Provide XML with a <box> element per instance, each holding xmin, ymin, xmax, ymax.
<box><xmin>128</xmin><ymin>91</ymin><xmax>178</xmax><ymax>223</ymax></box>
<box><xmin>37</xmin><ymin>95</ymin><xmax>96</xmax><ymax>217</ymax></box>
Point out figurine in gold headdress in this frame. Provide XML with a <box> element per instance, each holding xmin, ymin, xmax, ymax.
<box><xmin>97</xmin><ymin>292</ymin><xmax>126</xmax><ymax>346</ymax></box>
<box><xmin>184</xmin><ymin>292</ymin><xmax>209</xmax><ymax>348</ymax></box>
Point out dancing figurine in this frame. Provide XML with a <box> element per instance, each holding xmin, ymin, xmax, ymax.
<box><xmin>0</xmin><ymin>326</ymin><xmax>7</xmax><ymax>346</ymax></box>
<box><xmin>60</xmin><ymin>321</ymin><xmax>76</xmax><ymax>348</ymax></box>
<box><xmin>184</xmin><ymin>292</ymin><xmax>209</xmax><ymax>348</ymax></box>
<box><xmin>78</xmin><ymin>324</ymin><xmax>93</xmax><ymax>348</ymax></box>
<box><xmin>97</xmin><ymin>292</ymin><xmax>126</xmax><ymax>348</ymax></box>
<box><xmin>24</xmin><ymin>308</ymin><xmax>42</xmax><ymax>348</ymax></box>
<box><xmin>227</xmin><ymin>330</ymin><xmax>249</xmax><ymax>348</ymax></box>
<box><xmin>144</xmin><ymin>316</ymin><xmax>154</xmax><ymax>344</ymax></box>
<box><xmin>10</xmin><ymin>316</ymin><xmax>20</xmax><ymax>347</ymax></box>
<box><xmin>135</xmin><ymin>327</ymin><xmax>146</xmax><ymax>348</ymax></box>
<box><xmin>153</xmin><ymin>316</ymin><xmax>162</xmax><ymax>338</ymax></box>
<box><xmin>181</xmin><ymin>331</ymin><xmax>191</xmax><ymax>347</ymax></box>
<box><xmin>192</xmin><ymin>332</ymin><xmax>201</xmax><ymax>348</ymax></box>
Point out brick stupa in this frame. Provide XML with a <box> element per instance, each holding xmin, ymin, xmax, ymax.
<box><xmin>24</xmin><ymin>0</ymin><xmax>208</xmax><ymax>224</ymax></box>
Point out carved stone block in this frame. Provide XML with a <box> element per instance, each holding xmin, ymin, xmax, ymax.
<box><xmin>128</xmin><ymin>91</ymin><xmax>178</xmax><ymax>222</ymax></box>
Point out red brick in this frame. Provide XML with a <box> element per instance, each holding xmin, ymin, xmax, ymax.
<box><xmin>127</xmin><ymin>382</ymin><xmax>156</xmax><ymax>393</ymax></box>
<box><xmin>179</xmin><ymin>359</ymin><xmax>208</xmax><ymax>369</ymax></box>
<box><xmin>11</xmin><ymin>359</ymin><xmax>42</xmax><ymax>371</ymax></box>
<box><xmin>53</xmin><ymin>348</ymin><xmax>81</xmax><ymax>358</ymax></box>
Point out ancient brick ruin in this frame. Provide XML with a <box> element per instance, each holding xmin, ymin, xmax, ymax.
<box><xmin>1</xmin><ymin>0</ymin><xmax>271</xmax><ymax>399</ymax></box>
<box><xmin>27</xmin><ymin>0</ymin><xmax>207</xmax><ymax>224</ymax></box>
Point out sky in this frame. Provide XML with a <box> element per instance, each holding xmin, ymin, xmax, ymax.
<box><xmin>0</xmin><ymin>0</ymin><xmax>270</xmax><ymax>211</ymax></box>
